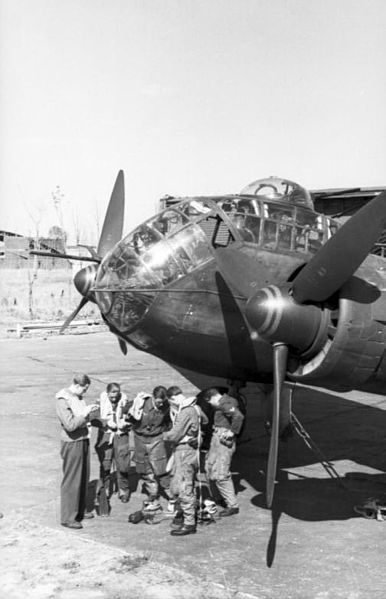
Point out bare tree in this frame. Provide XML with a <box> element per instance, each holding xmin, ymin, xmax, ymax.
<box><xmin>94</xmin><ymin>198</ymin><xmax>101</xmax><ymax>242</ymax></box>
<box><xmin>25</xmin><ymin>202</ymin><xmax>44</xmax><ymax>318</ymax></box>
<box><xmin>71</xmin><ymin>209</ymin><xmax>83</xmax><ymax>246</ymax></box>
<box><xmin>52</xmin><ymin>186</ymin><xmax>67</xmax><ymax>249</ymax></box>
<box><xmin>48</xmin><ymin>225</ymin><xmax>67</xmax><ymax>244</ymax></box>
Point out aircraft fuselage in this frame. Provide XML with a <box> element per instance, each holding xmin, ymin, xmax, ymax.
<box><xmin>94</xmin><ymin>190</ymin><xmax>386</xmax><ymax>394</ymax></box>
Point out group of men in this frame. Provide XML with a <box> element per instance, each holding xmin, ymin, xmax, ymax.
<box><xmin>56</xmin><ymin>373</ymin><xmax>245</xmax><ymax>537</ymax></box>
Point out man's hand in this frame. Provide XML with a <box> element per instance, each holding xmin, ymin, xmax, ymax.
<box><xmin>118</xmin><ymin>421</ymin><xmax>131</xmax><ymax>431</ymax></box>
<box><xmin>85</xmin><ymin>404</ymin><xmax>99</xmax><ymax>416</ymax></box>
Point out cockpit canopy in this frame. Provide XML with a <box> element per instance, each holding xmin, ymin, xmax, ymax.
<box><xmin>95</xmin><ymin>182</ymin><xmax>337</xmax><ymax>334</ymax></box>
<box><xmin>240</xmin><ymin>177</ymin><xmax>314</xmax><ymax>210</ymax></box>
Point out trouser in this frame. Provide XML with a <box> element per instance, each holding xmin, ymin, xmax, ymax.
<box><xmin>170</xmin><ymin>445</ymin><xmax>198</xmax><ymax>526</ymax></box>
<box><xmin>141</xmin><ymin>468</ymin><xmax>171</xmax><ymax>500</ymax></box>
<box><xmin>205</xmin><ymin>431</ymin><xmax>238</xmax><ymax>509</ymax></box>
<box><xmin>134</xmin><ymin>433</ymin><xmax>169</xmax><ymax>500</ymax></box>
<box><xmin>60</xmin><ymin>439</ymin><xmax>90</xmax><ymax>524</ymax></box>
<box><xmin>96</xmin><ymin>433</ymin><xmax>135</xmax><ymax>496</ymax></box>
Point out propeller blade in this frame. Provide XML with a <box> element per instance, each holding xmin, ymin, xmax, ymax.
<box><xmin>97</xmin><ymin>170</ymin><xmax>125</xmax><ymax>258</ymax></box>
<box><xmin>266</xmin><ymin>342</ymin><xmax>288</xmax><ymax>508</ymax></box>
<box><xmin>292</xmin><ymin>190</ymin><xmax>386</xmax><ymax>304</ymax></box>
<box><xmin>30</xmin><ymin>250</ymin><xmax>100</xmax><ymax>263</ymax></box>
<box><xmin>59</xmin><ymin>296</ymin><xmax>89</xmax><ymax>334</ymax></box>
<box><xmin>118</xmin><ymin>338</ymin><xmax>128</xmax><ymax>355</ymax></box>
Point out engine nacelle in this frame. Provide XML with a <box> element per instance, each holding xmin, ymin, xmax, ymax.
<box><xmin>288</xmin><ymin>275</ymin><xmax>386</xmax><ymax>391</ymax></box>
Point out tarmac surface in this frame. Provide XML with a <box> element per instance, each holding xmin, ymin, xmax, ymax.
<box><xmin>1</xmin><ymin>331</ymin><xmax>386</xmax><ymax>598</ymax></box>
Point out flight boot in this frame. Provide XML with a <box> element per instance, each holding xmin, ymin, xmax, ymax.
<box><xmin>142</xmin><ymin>498</ymin><xmax>163</xmax><ymax>513</ymax></box>
<box><xmin>170</xmin><ymin>508</ymin><xmax>184</xmax><ymax>530</ymax></box>
<box><xmin>119</xmin><ymin>491</ymin><xmax>131</xmax><ymax>503</ymax></box>
<box><xmin>170</xmin><ymin>524</ymin><xmax>196</xmax><ymax>536</ymax></box>
<box><xmin>219</xmin><ymin>506</ymin><xmax>239</xmax><ymax>517</ymax></box>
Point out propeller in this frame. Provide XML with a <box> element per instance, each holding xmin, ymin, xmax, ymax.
<box><xmin>97</xmin><ymin>170</ymin><xmax>125</xmax><ymax>258</ymax></box>
<box><xmin>59</xmin><ymin>296</ymin><xmax>89</xmax><ymax>334</ymax></box>
<box><xmin>266</xmin><ymin>343</ymin><xmax>288</xmax><ymax>507</ymax></box>
<box><xmin>29</xmin><ymin>250</ymin><xmax>100</xmax><ymax>262</ymax></box>
<box><xmin>118</xmin><ymin>338</ymin><xmax>128</xmax><ymax>355</ymax></box>
<box><xmin>58</xmin><ymin>170</ymin><xmax>125</xmax><ymax>333</ymax></box>
<box><xmin>30</xmin><ymin>171</ymin><xmax>125</xmax><ymax>333</ymax></box>
<box><xmin>216</xmin><ymin>189</ymin><xmax>386</xmax><ymax>508</ymax></box>
<box><xmin>292</xmin><ymin>189</ymin><xmax>386</xmax><ymax>303</ymax></box>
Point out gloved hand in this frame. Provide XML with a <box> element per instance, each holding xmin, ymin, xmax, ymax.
<box><xmin>219</xmin><ymin>431</ymin><xmax>234</xmax><ymax>447</ymax></box>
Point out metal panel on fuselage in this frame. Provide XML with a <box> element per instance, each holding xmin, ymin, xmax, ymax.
<box><xmin>125</xmin><ymin>247</ymin><xmax>311</xmax><ymax>382</ymax></box>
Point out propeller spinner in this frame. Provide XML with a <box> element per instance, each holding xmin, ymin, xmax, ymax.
<box><xmin>217</xmin><ymin>189</ymin><xmax>386</xmax><ymax>508</ymax></box>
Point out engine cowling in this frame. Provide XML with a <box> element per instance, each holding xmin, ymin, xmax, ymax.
<box><xmin>287</xmin><ymin>275</ymin><xmax>386</xmax><ymax>391</ymax></box>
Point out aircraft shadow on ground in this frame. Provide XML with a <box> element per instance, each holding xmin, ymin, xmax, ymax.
<box><xmin>233</xmin><ymin>386</ymin><xmax>386</xmax><ymax>524</ymax></box>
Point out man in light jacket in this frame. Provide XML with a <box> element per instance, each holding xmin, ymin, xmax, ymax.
<box><xmin>56</xmin><ymin>373</ymin><xmax>99</xmax><ymax>529</ymax></box>
<box><xmin>95</xmin><ymin>382</ymin><xmax>134</xmax><ymax>505</ymax></box>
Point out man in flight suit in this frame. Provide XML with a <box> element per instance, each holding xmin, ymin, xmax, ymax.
<box><xmin>95</xmin><ymin>382</ymin><xmax>135</xmax><ymax>510</ymax></box>
<box><xmin>128</xmin><ymin>386</ymin><xmax>171</xmax><ymax>512</ymax></box>
<box><xmin>202</xmin><ymin>387</ymin><xmax>244</xmax><ymax>517</ymax></box>
<box><xmin>163</xmin><ymin>386</ymin><xmax>204</xmax><ymax>536</ymax></box>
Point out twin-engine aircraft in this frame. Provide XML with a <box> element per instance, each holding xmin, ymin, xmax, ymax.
<box><xmin>32</xmin><ymin>172</ymin><xmax>386</xmax><ymax>507</ymax></box>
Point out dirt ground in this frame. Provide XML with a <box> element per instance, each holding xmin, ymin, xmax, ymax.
<box><xmin>0</xmin><ymin>514</ymin><xmax>227</xmax><ymax>599</ymax></box>
<box><xmin>1</xmin><ymin>332</ymin><xmax>386</xmax><ymax>598</ymax></box>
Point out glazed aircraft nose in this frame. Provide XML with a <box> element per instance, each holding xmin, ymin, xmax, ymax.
<box><xmin>94</xmin><ymin>245</ymin><xmax>158</xmax><ymax>332</ymax></box>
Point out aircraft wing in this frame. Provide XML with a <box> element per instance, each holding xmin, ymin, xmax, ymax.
<box><xmin>311</xmin><ymin>186</ymin><xmax>386</xmax><ymax>218</ymax></box>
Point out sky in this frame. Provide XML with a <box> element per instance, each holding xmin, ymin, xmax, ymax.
<box><xmin>1</xmin><ymin>0</ymin><xmax>385</xmax><ymax>244</ymax></box>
